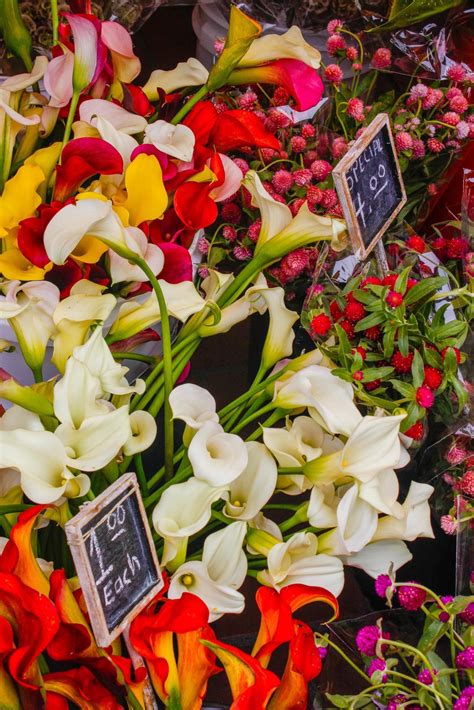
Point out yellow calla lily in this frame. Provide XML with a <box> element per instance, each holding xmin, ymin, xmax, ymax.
<box><xmin>0</xmin><ymin>246</ymin><xmax>50</xmax><ymax>280</ymax></box>
<box><xmin>188</xmin><ymin>165</ymin><xmax>218</xmax><ymax>185</ymax></box>
<box><xmin>25</xmin><ymin>142</ymin><xmax>62</xmax><ymax>201</ymax></box>
<box><xmin>123</xmin><ymin>153</ymin><xmax>168</xmax><ymax>226</ymax></box>
<box><xmin>71</xmin><ymin>235</ymin><xmax>108</xmax><ymax>264</ymax></box>
<box><xmin>0</xmin><ymin>163</ymin><xmax>44</xmax><ymax>237</ymax></box>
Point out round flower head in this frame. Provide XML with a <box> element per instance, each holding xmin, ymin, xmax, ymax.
<box><xmin>418</xmin><ymin>668</ymin><xmax>433</xmax><ymax>685</ymax></box>
<box><xmin>327</xmin><ymin>19</ymin><xmax>343</xmax><ymax>33</ymax></box>
<box><xmin>272</xmin><ymin>169</ymin><xmax>293</xmax><ymax>194</ymax></box>
<box><xmin>222</xmin><ymin>225</ymin><xmax>237</xmax><ymax>242</ymax></box>
<box><xmin>237</xmin><ymin>90</ymin><xmax>258</xmax><ymax>109</ymax></box>
<box><xmin>368</xmin><ymin>658</ymin><xmax>387</xmax><ymax>681</ymax></box>
<box><xmin>233</xmin><ymin>157</ymin><xmax>249</xmax><ymax>175</ymax></box>
<box><xmin>233</xmin><ymin>245</ymin><xmax>251</xmax><ymax>261</ymax></box>
<box><xmin>311</xmin><ymin>313</ymin><xmax>332</xmax><ymax>336</ymax></box>
<box><xmin>371</xmin><ymin>48</ymin><xmax>392</xmax><ymax>70</ymax></box>
<box><xmin>427</xmin><ymin>138</ymin><xmax>444</xmax><ymax>154</ymax></box>
<box><xmin>387</xmin><ymin>696</ymin><xmax>409</xmax><ymax>710</ymax></box>
<box><xmin>457</xmin><ymin>121</ymin><xmax>470</xmax><ymax>140</ymax></box>
<box><xmin>347</xmin><ymin>98</ymin><xmax>365</xmax><ymax>121</ymax></box>
<box><xmin>459</xmin><ymin>602</ymin><xmax>474</xmax><ymax>625</ymax></box>
<box><xmin>310</xmin><ymin>160</ymin><xmax>332</xmax><ymax>182</ymax></box>
<box><xmin>290</xmin><ymin>135</ymin><xmax>306</xmax><ymax>153</ymax></box>
<box><xmin>416</xmin><ymin>386</ymin><xmax>435</xmax><ymax>409</ymax></box>
<box><xmin>346</xmin><ymin>46</ymin><xmax>358</xmax><ymax>62</ymax></box>
<box><xmin>456</xmin><ymin>647</ymin><xmax>474</xmax><ymax>670</ymax></box>
<box><xmin>422</xmin><ymin>88</ymin><xmax>443</xmax><ymax>110</ymax></box>
<box><xmin>375</xmin><ymin>574</ymin><xmax>394</xmax><ymax>599</ymax></box>
<box><xmin>447</xmin><ymin>63</ymin><xmax>466</xmax><ymax>82</ymax></box>
<box><xmin>327</xmin><ymin>34</ymin><xmax>347</xmax><ymax>55</ymax></box>
<box><xmin>440</xmin><ymin>514</ymin><xmax>457</xmax><ymax>534</ymax></box>
<box><xmin>411</xmin><ymin>139</ymin><xmax>426</xmax><ymax>159</ymax></box>
<box><xmin>325</xmin><ymin>64</ymin><xmax>344</xmax><ymax>85</ymax></box>
<box><xmin>449</xmin><ymin>95</ymin><xmax>469</xmax><ymax>114</ymax></box>
<box><xmin>410</xmin><ymin>83</ymin><xmax>429</xmax><ymax>100</ymax></box>
<box><xmin>293</xmin><ymin>169</ymin><xmax>313</xmax><ymax>187</ymax></box>
<box><xmin>398</xmin><ymin>583</ymin><xmax>426</xmax><ymax>610</ymax></box>
<box><xmin>454</xmin><ymin>686</ymin><xmax>474</xmax><ymax>710</ymax></box>
<box><xmin>395</xmin><ymin>132</ymin><xmax>413</xmax><ymax>152</ymax></box>
<box><xmin>355</xmin><ymin>625</ymin><xmax>387</xmax><ymax>656</ymax></box>
<box><xmin>443</xmin><ymin>111</ymin><xmax>461</xmax><ymax>126</ymax></box>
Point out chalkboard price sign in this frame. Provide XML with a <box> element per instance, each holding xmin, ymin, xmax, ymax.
<box><xmin>66</xmin><ymin>473</ymin><xmax>163</xmax><ymax>647</ymax></box>
<box><xmin>333</xmin><ymin>113</ymin><xmax>407</xmax><ymax>259</ymax></box>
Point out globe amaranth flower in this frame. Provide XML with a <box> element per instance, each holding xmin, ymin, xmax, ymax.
<box><xmin>375</xmin><ymin>574</ymin><xmax>394</xmax><ymax>599</ymax></box>
<box><xmin>347</xmin><ymin>98</ymin><xmax>365</xmax><ymax>121</ymax></box>
<box><xmin>371</xmin><ymin>48</ymin><xmax>392</xmax><ymax>70</ymax></box>
<box><xmin>324</xmin><ymin>64</ymin><xmax>344</xmax><ymax>85</ymax></box>
<box><xmin>398</xmin><ymin>583</ymin><xmax>426</xmax><ymax>610</ymax></box>
<box><xmin>418</xmin><ymin>668</ymin><xmax>434</xmax><ymax>684</ymax></box>
<box><xmin>368</xmin><ymin>657</ymin><xmax>388</xmax><ymax>681</ymax></box>
<box><xmin>456</xmin><ymin>646</ymin><xmax>474</xmax><ymax>670</ymax></box>
<box><xmin>454</xmin><ymin>686</ymin><xmax>474</xmax><ymax>710</ymax></box>
<box><xmin>459</xmin><ymin>602</ymin><xmax>474</xmax><ymax>625</ymax></box>
<box><xmin>355</xmin><ymin>625</ymin><xmax>390</xmax><ymax>656</ymax></box>
<box><xmin>327</xmin><ymin>34</ymin><xmax>346</xmax><ymax>55</ymax></box>
<box><xmin>447</xmin><ymin>63</ymin><xmax>466</xmax><ymax>82</ymax></box>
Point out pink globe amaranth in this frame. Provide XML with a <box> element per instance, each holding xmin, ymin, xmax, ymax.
<box><xmin>324</xmin><ymin>64</ymin><xmax>344</xmax><ymax>85</ymax></box>
<box><xmin>418</xmin><ymin>668</ymin><xmax>434</xmax><ymax>684</ymax></box>
<box><xmin>355</xmin><ymin>625</ymin><xmax>389</xmax><ymax>656</ymax></box>
<box><xmin>398</xmin><ymin>583</ymin><xmax>426</xmax><ymax>610</ymax></box>
<box><xmin>416</xmin><ymin>386</ymin><xmax>435</xmax><ymax>409</ymax></box>
<box><xmin>371</xmin><ymin>47</ymin><xmax>392</xmax><ymax>70</ymax></box>
<box><xmin>327</xmin><ymin>34</ymin><xmax>347</xmax><ymax>55</ymax></box>
<box><xmin>459</xmin><ymin>601</ymin><xmax>474</xmax><ymax>625</ymax></box>
<box><xmin>367</xmin><ymin>658</ymin><xmax>387</xmax><ymax>681</ymax></box>
<box><xmin>447</xmin><ymin>63</ymin><xmax>466</xmax><ymax>82</ymax></box>
<box><xmin>375</xmin><ymin>574</ymin><xmax>393</xmax><ymax>599</ymax></box>
<box><xmin>454</xmin><ymin>686</ymin><xmax>474</xmax><ymax>710</ymax></box>
<box><xmin>456</xmin><ymin>646</ymin><xmax>474</xmax><ymax>669</ymax></box>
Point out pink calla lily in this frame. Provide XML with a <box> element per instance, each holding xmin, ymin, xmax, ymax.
<box><xmin>101</xmin><ymin>21</ymin><xmax>141</xmax><ymax>84</ymax></box>
<box><xmin>64</xmin><ymin>13</ymin><xmax>99</xmax><ymax>92</ymax></box>
<box><xmin>44</xmin><ymin>52</ymin><xmax>74</xmax><ymax>108</ymax></box>
<box><xmin>228</xmin><ymin>58</ymin><xmax>324</xmax><ymax>112</ymax></box>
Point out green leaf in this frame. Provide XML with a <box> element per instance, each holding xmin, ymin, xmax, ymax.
<box><xmin>411</xmin><ymin>349</ymin><xmax>425</xmax><ymax>389</ymax></box>
<box><xmin>395</xmin><ymin>265</ymin><xmax>412</xmax><ymax>294</ymax></box>
<box><xmin>354</xmin><ymin>311</ymin><xmax>386</xmax><ymax>332</ymax></box>
<box><xmin>368</xmin><ymin>0</ymin><xmax>463</xmax><ymax>33</ymax></box>
<box><xmin>400</xmin><ymin>400</ymin><xmax>423</xmax><ymax>430</ymax></box>
<box><xmin>398</xmin><ymin>326</ymin><xmax>409</xmax><ymax>357</ymax></box>
<box><xmin>390</xmin><ymin>379</ymin><xmax>415</xmax><ymax>398</ymax></box>
<box><xmin>403</xmin><ymin>277</ymin><xmax>448</xmax><ymax>306</ymax></box>
<box><xmin>325</xmin><ymin>694</ymin><xmax>370</xmax><ymax>709</ymax></box>
<box><xmin>417</xmin><ymin>618</ymin><xmax>447</xmax><ymax>654</ymax></box>
<box><xmin>383</xmin><ymin>327</ymin><xmax>396</xmax><ymax>359</ymax></box>
<box><xmin>423</xmin><ymin>346</ymin><xmax>442</xmax><ymax>368</ymax></box>
<box><xmin>335</xmin><ymin>323</ymin><xmax>352</xmax><ymax>355</ymax></box>
<box><xmin>434</xmin><ymin>320</ymin><xmax>468</xmax><ymax>345</ymax></box>
<box><xmin>363</xmin><ymin>366</ymin><xmax>394</xmax><ymax>382</ymax></box>
<box><xmin>426</xmin><ymin>650</ymin><xmax>452</xmax><ymax>705</ymax></box>
<box><xmin>451</xmin><ymin>376</ymin><xmax>468</xmax><ymax>412</ymax></box>
<box><xmin>352</xmin><ymin>289</ymin><xmax>375</xmax><ymax>306</ymax></box>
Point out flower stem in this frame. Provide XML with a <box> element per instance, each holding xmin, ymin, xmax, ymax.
<box><xmin>61</xmin><ymin>90</ymin><xmax>80</xmax><ymax>152</ymax></box>
<box><xmin>51</xmin><ymin>0</ymin><xmax>59</xmax><ymax>44</ymax></box>
<box><xmin>171</xmin><ymin>85</ymin><xmax>208</xmax><ymax>125</ymax></box>
<box><xmin>133</xmin><ymin>454</ymin><xmax>149</xmax><ymax>497</ymax></box>
<box><xmin>112</xmin><ymin>352</ymin><xmax>158</xmax><ymax>364</ymax></box>
<box><xmin>315</xmin><ymin>633</ymin><xmax>370</xmax><ymax>683</ymax></box>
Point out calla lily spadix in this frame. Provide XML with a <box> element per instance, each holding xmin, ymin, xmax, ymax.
<box><xmin>304</xmin><ymin>414</ymin><xmax>406</xmax><ymax>485</ymax></box>
<box><xmin>169</xmin><ymin>522</ymin><xmax>247</xmax><ymax>621</ymax></box>
<box><xmin>187</xmin><ymin>421</ymin><xmax>248</xmax><ymax>487</ymax></box>
<box><xmin>223</xmin><ymin>442</ymin><xmax>278</xmax><ymax>521</ymax></box>
<box><xmin>152</xmin><ymin>477</ymin><xmax>227</xmax><ymax>567</ymax></box>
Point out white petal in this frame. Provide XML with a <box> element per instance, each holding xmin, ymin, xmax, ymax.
<box><xmin>342</xmin><ymin>540</ymin><xmax>412</xmax><ymax>578</ymax></box>
<box><xmin>307</xmin><ymin>484</ymin><xmax>338</xmax><ymax>528</ymax></box>
<box><xmin>169</xmin><ymin>383</ymin><xmax>218</xmax><ymax>430</ymax></box>
<box><xmin>225</xmin><ymin>442</ymin><xmax>277</xmax><ymax>520</ymax></box>
<box><xmin>359</xmin><ymin>469</ymin><xmax>402</xmax><ymax>517</ymax></box>
<box><xmin>54</xmin><ymin>357</ymin><xmax>107</xmax><ymax>428</ymax></box>
<box><xmin>336</xmin><ymin>484</ymin><xmax>378</xmax><ymax>553</ymax></box>
<box><xmin>145</xmin><ymin>120</ymin><xmax>195</xmax><ymax>162</ymax></box>
<box><xmin>95</xmin><ymin>115</ymin><xmax>138</xmax><ymax>170</ymax></box>
<box><xmin>79</xmin><ymin>99</ymin><xmax>147</xmax><ymax>134</ymax></box>
<box><xmin>124</xmin><ymin>411</ymin><xmax>157</xmax><ymax>455</ymax></box>
<box><xmin>243</xmin><ymin>171</ymin><xmax>292</xmax><ymax>248</ymax></box>
<box><xmin>143</xmin><ymin>58</ymin><xmax>209</xmax><ymax>98</ymax></box>
<box><xmin>262</xmin><ymin>426</ymin><xmax>302</xmax><ymax>468</ymax></box>
<box><xmin>202</xmin><ymin>521</ymin><xmax>247</xmax><ymax>587</ymax></box>
<box><xmin>188</xmin><ymin>422</ymin><xmax>248</xmax><ymax>487</ymax></box>
<box><xmin>341</xmin><ymin>415</ymin><xmax>406</xmax><ymax>481</ymax></box>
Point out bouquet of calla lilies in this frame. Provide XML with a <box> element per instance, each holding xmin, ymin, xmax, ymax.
<box><xmin>0</xmin><ymin>3</ymin><xmax>441</xmax><ymax>708</ymax></box>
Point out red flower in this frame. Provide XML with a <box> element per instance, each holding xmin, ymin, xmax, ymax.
<box><xmin>404</xmin><ymin>422</ymin><xmax>424</xmax><ymax>441</ymax></box>
<box><xmin>54</xmin><ymin>137</ymin><xmax>123</xmax><ymax>201</ymax></box>
<box><xmin>121</xmin><ymin>83</ymin><xmax>154</xmax><ymax>117</ymax></box>
<box><xmin>311</xmin><ymin>313</ymin><xmax>332</xmax><ymax>336</ymax></box>
<box><xmin>385</xmin><ymin>290</ymin><xmax>403</xmax><ymax>308</ymax></box>
<box><xmin>344</xmin><ymin>300</ymin><xmax>366</xmax><ymax>323</ymax></box>
<box><xmin>174</xmin><ymin>152</ymin><xmax>226</xmax><ymax>230</ymax></box>
<box><xmin>44</xmin><ymin>667</ymin><xmax>123</xmax><ymax>709</ymax></box>
<box><xmin>18</xmin><ymin>201</ymin><xmax>72</xmax><ymax>268</ymax></box>
<box><xmin>391</xmin><ymin>349</ymin><xmax>414</xmax><ymax>374</ymax></box>
<box><xmin>423</xmin><ymin>366</ymin><xmax>443</xmax><ymax>390</ymax></box>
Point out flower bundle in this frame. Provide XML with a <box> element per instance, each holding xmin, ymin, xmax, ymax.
<box><xmin>304</xmin><ymin>264</ymin><xmax>470</xmax><ymax>438</ymax></box>
<box><xmin>324</xmin><ymin>575</ymin><xmax>474</xmax><ymax>709</ymax></box>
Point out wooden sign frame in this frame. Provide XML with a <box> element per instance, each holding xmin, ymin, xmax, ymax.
<box><xmin>65</xmin><ymin>472</ymin><xmax>163</xmax><ymax>648</ymax></box>
<box><xmin>332</xmin><ymin>112</ymin><xmax>407</xmax><ymax>260</ymax></box>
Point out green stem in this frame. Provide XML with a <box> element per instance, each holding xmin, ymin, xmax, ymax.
<box><xmin>112</xmin><ymin>352</ymin><xmax>157</xmax><ymax>364</ymax></box>
<box><xmin>171</xmin><ymin>85</ymin><xmax>208</xmax><ymax>125</ymax></box>
<box><xmin>315</xmin><ymin>633</ymin><xmax>370</xmax><ymax>683</ymax></box>
<box><xmin>61</xmin><ymin>90</ymin><xmax>80</xmax><ymax>152</ymax></box>
<box><xmin>229</xmin><ymin>402</ymin><xmax>275</xmax><ymax>435</ymax></box>
<box><xmin>133</xmin><ymin>454</ymin><xmax>149</xmax><ymax>497</ymax></box>
<box><xmin>50</xmin><ymin>0</ymin><xmax>59</xmax><ymax>44</ymax></box>
<box><xmin>32</xmin><ymin>365</ymin><xmax>43</xmax><ymax>383</ymax></box>
<box><xmin>134</xmin><ymin>258</ymin><xmax>174</xmax><ymax>480</ymax></box>
<box><xmin>245</xmin><ymin>408</ymin><xmax>284</xmax><ymax>442</ymax></box>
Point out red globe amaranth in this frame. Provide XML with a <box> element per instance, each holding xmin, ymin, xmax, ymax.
<box><xmin>416</xmin><ymin>386</ymin><xmax>435</xmax><ymax>409</ymax></box>
<box><xmin>311</xmin><ymin>313</ymin><xmax>332</xmax><ymax>336</ymax></box>
<box><xmin>404</xmin><ymin>422</ymin><xmax>424</xmax><ymax>441</ymax></box>
<box><xmin>391</xmin><ymin>350</ymin><xmax>414</xmax><ymax>374</ymax></box>
<box><xmin>361</xmin><ymin>276</ymin><xmax>382</xmax><ymax>288</ymax></box>
<box><xmin>365</xmin><ymin>326</ymin><xmax>381</xmax><ymax>341</ymax></box>
<box><xmin>339</xmin><ymin>319</ymin><xmax>355</xmax><ymax>338</ymax></box>
<box><xmin>441</xmin><ymin>346</ymin><xmax>461</xmax><ymax>363</ymax></box>
<box><xmin>386</xmin><ymin>290</ymin><xmax>404</xmax><ymax>308</ymax></box>
<box><xmin>353</xmin><ymin>370</ymin><xmax>364</xmax><ymax>381</ymax></box>
<box><xmin>398</xmin><ymin>583</ymin><xmax>426</xmax><ymax>610</ymax></box>
<box><xmin>383</xmin><ymin>274</ymin><xmax>398</xmax><ymax>288</ymax></box>
<box><xmin>352</xmin><ymin>346</ymin><xmax>367</xmax><ymax>361</ymax></box>
<box><xmin>406</xmin><ymin>235</ymin><xmax>426</xmax><ymax>253</ymax></box>
<box><xmin>459</xmin><ymin>471</ymin><xmax>474</xmax><ymax>497</ymax></box>
<box><xmin>329</xmin><ymin>300</ymin><xmax>344</xmax><ymax>322</ymax></box>
<box><xmin>423</xmin><ymin>366</ymin><xmax>443</xmax><ymax>390</ymax></box>
<box><xmin>344</xmin><ymin>300</ymin><xmax>366</xmax><ymax>323</ymax></box>
<box><xmin>364</xmin><ymin>379</ymin><xmax>381</xmax><ymax>391</ymax></box>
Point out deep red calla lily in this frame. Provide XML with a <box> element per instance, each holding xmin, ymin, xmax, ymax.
<box><xmin>174</xmin><ymin>152</ymin><xmax>225</xmax><ymax>231</ymax></box>
<box><xmin>158</xmin><ymin>242</ymin><xmax>193</xmax><ymax>283</ymax></box>
<box><xmin>54</xmin><ymin>137</ymin><xmax>123</xmax><ymax>201</ymax></box>
<box><xmin>44</xmin><ymin>667</ymin><xmax>122</xmax><ymax>710</ymax></box>
<box><xmin>122</xmin><ymin>83</ymin><xmax>154</xmax><ymax>117</ymax></box>
<box><xmin>45</xmin><ymin>259</ymin><xmax>86</xmax><ymax>298</ymax></box>
<box><xmin>0</xmin><ymin>505</ymin><xmax>51</xmax><ymax>596</ymax></box>
<box><xmin>130</xmin><ymin>593</ymin><xmax>219</xmax><ymax>709</ymax></box>
<box><xmin>201</xmin><ymin>639</ymin><xmax>280</xmax><ymax>710</ymax></box>
<box><xmin>18</xmin><ymin>201</ymin><xmax>74</xmax><ymax>268</ymax></box>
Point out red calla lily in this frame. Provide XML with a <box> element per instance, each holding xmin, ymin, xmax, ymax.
<box><xmin>46</xmin><ymin>259</ymin><xmax>86</xmax><ymax>298</ymax></box>
<box><xmin>201</xmin><ymin>639</ymin><xmax>280</xmax><ymax>710</ymax></box>
<box><xmin>158</xmin><ymin>242</ymin><xmax>193</xmax><ymax>283</ymax></box>
<box><xmin>148</xmin><ymin>207</ymin><xmax>196</xmax><ymax>247</ymax></box>
<box><xmin>130</xmin><ymin>592</ymin><xmax>219</xmax><ymax>709</ymax></box>
<box><xmin>54</xmin><ymin>137</ymin><xmax>123</xmax><ymax>201</ymax></box>
<box><xmin>0</xmin><ymin>505</ymin><xmax>51</xmax><ymax>596</ymax></box>
<box><xmin>174</xmin><ymin>152</ymin><xmax>225</xmax><ymax>230</ymax></box>
<box><xmin>44</xmin><ymin>667</ymin><xmax>122</xmax><ymax>710</ymax></box>
<box><xmin>122</xmin><ymin>83</ymin><xmax>154</xmax><ymax>117</ymax></box>
<box><xmin>18</xmin><ymin>201</ymin><xmax>74</xmax><ymax>268</ymax></box>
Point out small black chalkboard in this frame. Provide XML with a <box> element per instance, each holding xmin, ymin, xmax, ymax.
<box><xmin>66</xmin><ymin>473</ymin><xmax>163</xmax><ymax>647</ymax></box>
<box><xmin>333</xmin><ymin>113</ymin><xmax>407</xmax><ymax>259</ymax></box>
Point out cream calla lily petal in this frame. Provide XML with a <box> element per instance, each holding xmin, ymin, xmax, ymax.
<box><xmin>276</xmin><ymin>473</ymin><xmax>313</xmax><ymax>496</ymax></box>
<box><xmin>260</xmin><ymin>531</ymin><xmax>344</xmax><ymax>596</ymax></box>
<box><xmin>262</xmin><ymin>426</ymin><xmax>302</xmax><ymax>468</ymax></box>
<box><xmin>168</xmin><ymin>560</ymin><xmax>245</xmax><ymax>622</ymax></box>
<box><xmin>335</xmin><ymin>484</ymin><xmax>378</xmax><ymax>553</ymax></box>
<box><xmin>79</xmin><ymin>99</ymin><xmax>147</xmax><ymax>134</ymax></box>
<box><xmin>169</xmin><ymin>383</ymin><xmax>219</xmax><ymax>430</ymax></box>
<box><xmin>0</xmin><ymin>428</ymin><xmax>90</xmax><ymax>504</ymax></box>
<box><xmin>359</xmin><ymin>469</ymin><xmax>403</xmax><ymax>518</ymax></box>
<box><xmin>239</xmin><ymin>26</ymin><xmax>321</xmax><ymax>69</ymax></box>
<box><xmin>143</xmin><ymin>58</ymin><xmax>209</xmax><ymax>99</ymax></box>
<box><xmin>224</xmin><ymin>442</ymin><xmax>277</xmax><ymax>520</ymax></box>
<box><xmin>95</xmin><ymin>115</ymin><xmax>138</xmax><ymax>171</ymax></box>
<box><xmin>202</xmin><ymin>521</ymin><xmax>248</xmax><ymax>588</ymax></box>
<box><xmin>188</xmin><ymin>421</ymin><xmax>248</xmax><ymax>487</ymax></box>
<box><xmin>56</xmin><ymin>405</ymin><xmax>132</xmax><ymax>472</ymax></box>
<box><xmin>201</xmin><ymin>270</ymin><xmax>234</xmax><ymax>301</ymax></box>
<box><xmin>248</xmin><ymin>285</ymin><xmax>298</xmax><ymax>369</ymax></box>
<box><xmin>144</xmin><ymin>120</ymin><xmax>195</xmax><ymax>162</ymax></box>
<box><xmin>123</xmin><ymin>410</ymin><xmax>157</xmax><ymax>455</ymax></box>
<box><xmin>54</xmin><ymin>357</ymin><xmax>108</xmax><ymax>429</ymax></box>
<box><xmin>152</xmin><ymin>478</ymin><xmax>226</xmax><ymax>565</ymax></box>
<box><xmin>1</xmin><ymin>56</ymin><xmax>49</xmax><ymax>92</ymax></box>
<box><xmin>243</xmin><ymin>171</ymin><xmax>292</xmax><ymax>248</ymax></box>
<box><xmin>109</xmin><ymin>227</ymin><xmax>164</xmax><ymax>285</ymax></box>
<box><xmin>372</xmin><ymin>481</ymin><xmax>434</xmax><ymax>542</ymax></box>
<box><xmin>307</xmin><ymin>485</ymin><xmax>338</xmax><ymax>528</ymax></box>
<box><xmin>341</xmin><ymin>540</ymin><xmax>413</xmax><ymax>579</ymax></box>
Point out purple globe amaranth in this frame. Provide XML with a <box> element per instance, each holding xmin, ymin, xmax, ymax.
<box><xmin>398</xmin><ymin>582</ymin><xmax>426</xmax><ymax>610</ymax></box>
<box><xmin>456</xmin><ymin>646</ymin><xmax>474</xmax><ymax>670</ymax></box>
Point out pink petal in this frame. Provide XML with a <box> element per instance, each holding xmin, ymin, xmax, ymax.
<box><xmin>131</xmin><ymin>144</ymin><xmax>178</xmax><ymax>181</ymax></box>
<box><xmin>209</xmin><ymin>153</ymin><xmax>243</xmax><ymax>202</ymax></box>
<box><xmin>64</xmin><ymin>13</ymin><xmax>99</xmax><ymax>91</ymax></box>
<box><xmin>44</xmin><ymin>52</ymin><xmax>74</xmax><ymax>108</ymax></box>
<box><xmin>158</xmin><ymin>242</ymin><xmax>193</xmax><ymax>283</ymax></box>
<box><xmin>101</xmin><ymin>21</ymin><xmax>141</xmax><ymax>83</ymax></box>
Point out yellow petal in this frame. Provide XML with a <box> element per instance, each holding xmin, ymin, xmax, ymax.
<box><xmin>124</xmin><ymin>153</ymin><xmax>167</xmax><ymax>226</ymax></box>
<box><xmin>71</xmin><ymin>235</ymin><xmax>108</xmax><ymax>264</ymax></box>
<box><xmin>188</xmin><ymin>165</ymin><xmax>216</xmax><ymax>185</ymax></box>
<box><xmin>0</xmin><ymin>164</ymin><xmax>44</xmax><ymax>237</ymax></box>
<box><xmin>0</xmin><ymin>247</ymin><xmax>49</xmax><ymax>280</ymax></box>
<box><xmin>75</xmin><ymin>191</ymin><xmax>109</xmax><ymax>202</ymax></box>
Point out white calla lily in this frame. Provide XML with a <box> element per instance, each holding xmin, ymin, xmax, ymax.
<box><xmin>169</xmin><ymin>383</ymin><xmax>219</xmax><ymax>430</ymax></box>
<box><xmin>124</xmin><ymin>410</ymin><xmax>157</xmax><ymax>456</ymax></box>
<box><xmin>0</xmin><ymin>428</ymin><xmax>90</xmax><ymax>504</ymax></box>
<box><xmin>273</xmin><ymin>365</ymin><xmax>362</xmax><ymax>437</ymax></box>
<box><xmin>359</xmin><ymin>469</ymin><xmax>403</xmax><ymax>518</ymax></box>
<box><xmin>95</xmin><ymin>115</ymin><xmax>138</xmax><ymax>172</ymax></box>
<box><xmin>152</xmin><ymin>478</ymin><xmax>226</xmax><ymax>566</ymax></box>
<box><xmin>109</xmin><ymin>227</ymin><xmax>164</xmax><ymax>285</ymax></box>
<box><xmin>263</xmin><ymin>415</ymin><xmax>338</xmax><ymax>468</ymax></box>
<box><xmin>144</xmin><ymin>120</ymin><xmax>195</xmax><ymax>162</ymax></box>
<box><xmin>0</xmin><ymin>280</ymin><xmax>59</xmax><ymax>370</ymax></box>
<box><xmin>188</xmin><ymin>421</ymin><xmax>248</xmax><ymax>487</ymax></box>
<box><xmin>372</xmin><ymin>481</ymin><xmax>434</xmax><ymax>542</ymax></box>
<box><xmin>169</xmin><ymin>522</ymin><xmax>247</xmax><ymax>621</ymax></box>
<box><xmin>239</xmin><ymin>26</ymin><xmax>321</xmax><ymax>69</ymax></box>
<box><xmin>79</xmin><ymin>99</ymin><xmax>147</xmax><ymax>134</ymax></box>
<box><xmin>108</xmin><ymin>281</ymin><xmax>205</xmax><ymax>343</ymax></box>
<box><xmin>247</xmin><ymin>513</ymin><xmax>282</xmax><ymax>555</ymax></box>
<box><xmin>318</xmin><ymin>484</ymin><xmax>379</xmax><ymax>555</ymax></box>
<box><xmin>224</xmin><ymin>442</ymin><xmax>277</xmax><ymax>520</ymax></box>
<box><xmin>304</xmin><ymin>414</ymin><xmax>406</xmax><ymax>484</ymax></box>
<box><xmin>307</xmin><ymin>484</ymin><xmax>338</xmax><ymax>528</ymax></box>
<box><xmin>341</xmin><ymin>540</ymin><xmax>413</xmax><ymax>578</ymax></box>
<box><xmin>54</xmin><ymin>357</ymin><xmax>109</xmax><ymax>429</ymax></box>
<box><xmin>248</xmin><ymin>285</ymin><xmax>299</xmax><ymax>369</ymax></box>
<box><xmin>55</xmin><ymin>405</ymin><xmax>133</xmax><ymax>471</ymax></box>
<box><xmin>44</xmin><ymin>197</ymin><xmax>138</xmax><ymax>265</ymax></box>
<box><xmin>143</xmin><ymin>58</ymin><xmax>209</xmax><ymax>99</ymax></box>
<box><xmin>201</xmin><ymin>270</ymin><xmax>234</xmax><ymax>301</ymax></box>
<box><xmin>258</xmin><ymin>531</ymin><xmax>344</xmax><ymax>596</ymax></box>
<box><xmin>51</xmin><ymin>280</ymin><xmax>116</xmax><ymax>372</ymax></box>
<box><xmin>276</xmin><ymin>473</ymin><xmax>313</xmax><ymax>496</ymax></box>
